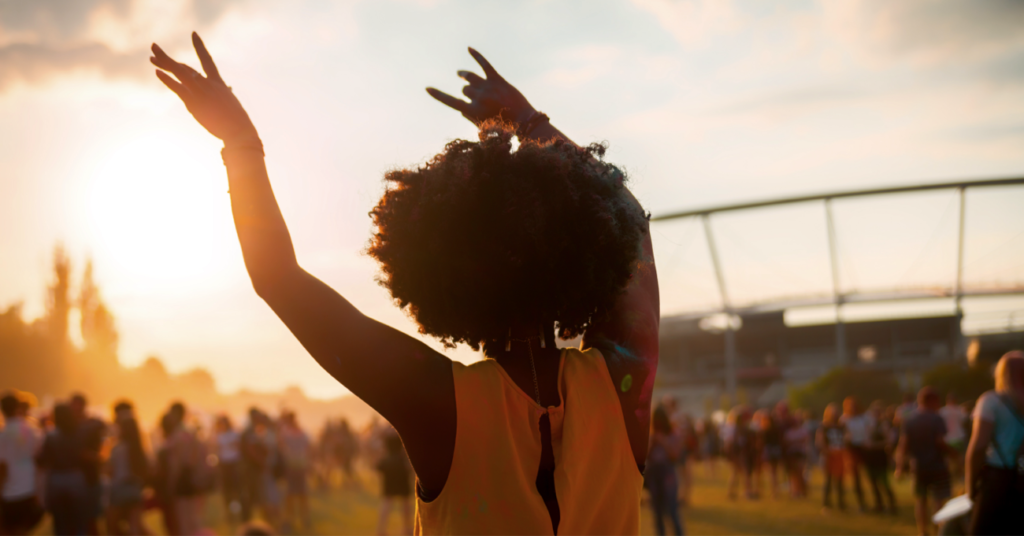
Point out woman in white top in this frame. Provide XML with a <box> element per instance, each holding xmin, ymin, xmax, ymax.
<box><xmin>966</xmin><ymin>351</ymin><xmax>1024</xmax><ymax>535</ymax></box>
<box><xmin>214</xmin><ymin>415</ymin><xmax>243</xmax><ymax>525</ymax></box>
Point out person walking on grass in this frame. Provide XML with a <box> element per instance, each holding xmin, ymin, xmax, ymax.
<box><xmin>839</xmin><ymin>396</ymin><xmax>870</xmax><ymax>512</ymax></box>
<box><xmin>0</xmin><ymin>392</ymin><xmax>44</xmax><ymax>536</ymax></box>
<box><xmin>863</xmin><ymin>401</ymin><xmax>897</xmax><ymax>515</ymax></box>
<box><xmin>782</xmin><ymin>409</ymin><xmax>809</xmax><ymax>499</ymax></box>
<box><xmin>37</xmin><ymin>404</ymin><xmax>89</xmax><ymax>536</ymax></box>
<box><xmin>725</xmin><ymin>406</ymin><xmax>757</xmax><ymax>501</ymax></box>
<box><xmin>375</xmin><ymin>428</ymin><xmax>413</xmax><ymax>536</ymax></box>
<box><xmin>278</xmin><ymin>411</ymin><xmax>312</xmax><ymax>533</ymax></box>
<box><xmin>105</xmin><ymin>417</ymin><xmax>150</xmax><ymax>536</ymax></box>
<box><xmin>646</xmin><ymin>405</ymin><xmax>684</xmax><ymax>536</ymax></box>
<box><xmin>895</xmin><ymin>387</ymin><xmax>952</xmax><ymax>536</ymax></box>
<box><xmin>151</xmin><ymin>32</ymin><xmax>658</xmax><ymax>534</ymax></box>
<box><xmin>214</xmin><ymin>415</ymin><xmax>244</xmax><ymax>526</ymax></box>
<box><xmin>965</xmin><ymin>351</ymin><xmax>1024</xmax><ymax>535</ymax></box>
<box><xmin>938</xmin><ymin>393</ymin><xmax>967</xmax><ymax>483</ymax></box>
<box><xmin>817</xmin><ymin>404</ymin><xmax>846</xmax><ymax>512</ymax></box>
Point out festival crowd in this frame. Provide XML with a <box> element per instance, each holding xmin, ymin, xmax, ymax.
<box><xmin>644</xmin><ymin>350</ymin><xmax>1024</xmax><ymax>536</ymax></box>
<box><xmin>0</xmin><ymin>393</ymin><xmax>414</xmax><ymax>536</ymax></box>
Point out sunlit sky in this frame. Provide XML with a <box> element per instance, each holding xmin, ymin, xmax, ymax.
<box><xmin>2</xmin><ymin>0</ymin><xmax>1023</xmax><ymax>398</ymax></box>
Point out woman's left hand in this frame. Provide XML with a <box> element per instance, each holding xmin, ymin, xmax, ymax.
<box><xmin>151</xmin><ymin>32</ymin><xmax>258</xmax><ymax>142</ymax></box>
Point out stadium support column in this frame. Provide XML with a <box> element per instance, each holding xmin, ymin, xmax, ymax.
<box><xmin>825</xmin><ymin>199</ymin><xmax>847</xmax><ymax>365</ymax></box>
<box><xmin>953</xmin><ymin>187</ymin><xmax>967</xmax><ymax>358</ymax></box>
<box><xmin>702</xmin><ymin>214</ymin><xmax>737</xmax><ymax>402</ymax></box>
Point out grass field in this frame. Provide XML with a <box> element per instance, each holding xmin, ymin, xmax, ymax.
<box><xmin>213</xmin><ymin>462</ymin><xmax>926</xmax><ymax>535</ymax></box>
<box><xmin>37</xmin><ymin>461</ymin><xmax>933</xmax><ymax>535</ymax></box>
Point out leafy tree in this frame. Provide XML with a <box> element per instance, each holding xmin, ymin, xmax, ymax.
<box><xmin>788</xmin><ymin>367</ymin><xmax>902</xmax><ymax>416</ymax></box>
<box><xmin>921</xmin><ymin>361</ymin><xmax>993</xmax><ymax>403</ymax></box>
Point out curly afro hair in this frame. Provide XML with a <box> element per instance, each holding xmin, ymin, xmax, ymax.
<box><xmin>368</xmin><ymin>121</ymin><xmax>647</xmax><ymax>351</ymax></box>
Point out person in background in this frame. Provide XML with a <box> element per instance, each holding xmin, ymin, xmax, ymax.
<box><xmin>68</xmin><ymin>394</ymin><xmax>105</xmax><ymax>536</ymax></box>
<box><xmin>896</xmin><ymin>394</ymin><xmax>918</xmax><ymax>428</ymax></box>
<box><xmin>165</xmin><ymin>403</ymin><xmax>209</xmax><ymax>536</ymax></box>
<box><xmin>106</xmin><ymin>417</ymin><xmax>150</xmax><ymax>535</ymax></box>
<box><xmin>804</xmin><ymin>411</ymin><xmax>821</xmax><ymax>480</ymax></box>
<box><xmin>839</xmin><ymin>396</ymin><xmax>869</xmax><ymax>512</ymax></box>
<box><xmin>863</xmin><ymin>401</ymin><xmax>897</xmax><ymax>515</ymax></box>
<box><xmin>112</xmin><ymin>400</ymin><xmax>135</xmax><ymax>425</ymax></box>
<box><xmin>240</xmin><ymin>408</ymin><xmax>267</xmax><ymax>523</ymax></box>
<box><xmin>749</xmin><ymin>408</ymin><xmax>767</xmax><ymax>497</ymax></box>
<box><xmin>696</xmin><ymin>420</ymin><xmax>720</xmax><ymax>477</ymax></box>
<box><xmin>895</xmin><ymin>387</ymin><xmax>951</xmax><ymax>536</ymax></box>
<box><xmin>817</xmin><ymin>403</ymin><xmax>846</xmax><ymax>512</ymax></box>
<box><xmin>214</xmin><ymin>415</ymin><xmax>244</xmax><ymax>526</ymax></box>
<box><xmin>646</xmin><ymin>405</ymin><xmax>684</xmax><ymax>535</ymax></box>
<box><xmin>937</xmin><ymin>393</ymin><xmax>967</xmax><ymax>484</ymax></box>
<box><xmin>672</xmin><ymin>409</ymin><xmax>695</xmax><ymax>507</ymax></box>
<box><xmin>154</xmin><ymin>413</ymin><xmax>180</xmax><ymax>536</ymax></box>
<box><xmin>698</xmin><ymin>417</ymin><xmax>719</xmax><ymax>478</ymax></box>
<box><xmin>0</xmin><ymin>392</ymin><xmax>44</xmax><ymax>535</ymax></box>
<box><xmin>374</xmin><ymin>428</ymin><xmax>413</xmax><ymax>536</ymax></box>
<box><xmin>782</xmin><ymin>409</ymin><xmax>809</xmax><ymax>499</ymax></box>
<box><xmin>725</xmin><ymin>406</ymin><xmax>757</xmax><ymax>501</ymax></box>
<box><xmin>278</xmin><ymin>411</ymin><xmax>312</xmax><ymax>533</ymax></box>
<box><xmin>759</xmin><ymin>403</ymin><xmax>788</xmax><ymax>499</ymax></box>
<box><xmin>335</xmin><ymin>419</ymin><xmax>359</xmax><ymax>490</ymax></box>
<box><xmin>965</xmin><ymin>351</ymin><xmax>1024</xmax><ymax>535</ymax></box>
<box><xmin>37</xmin><ymin>403</ymin><xmax>88</xmax><ymax>536</ymax></box>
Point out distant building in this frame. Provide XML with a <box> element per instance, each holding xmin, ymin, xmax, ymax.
<box><xmin>655</xmin><ymin>311</ymin><xmax>964</xmax><ymax>414</ymax></box>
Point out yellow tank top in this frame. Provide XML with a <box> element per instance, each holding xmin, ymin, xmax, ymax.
<box><xmin>415</xmin><ymin>347</ymin><xmax>642</xmax><ymax>535</ymax></box>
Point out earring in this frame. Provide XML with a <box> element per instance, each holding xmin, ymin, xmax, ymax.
<box><xmin>506</xmin><ymin>327</ymin><xmax>512</xmax><ymax>352</ymax></box>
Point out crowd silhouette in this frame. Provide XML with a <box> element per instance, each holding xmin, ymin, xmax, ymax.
<box><xmin>0</xmin><ymin>390</ymin><xmax>419</xmax><ymax>536</ymax></box>
<box><xmin>642</xmin><ymin>351</ymin><xmax>1024</xmax><ymax>536</ymax></box>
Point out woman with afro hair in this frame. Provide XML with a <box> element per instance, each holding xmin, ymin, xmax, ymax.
<box><xmin>151</xmin><ymin>34</ymin><xmax>659</xmax><ymax>534</ymax></box>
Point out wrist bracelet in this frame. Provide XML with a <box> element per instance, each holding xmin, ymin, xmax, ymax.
<box><xmin>517</xmin><ymin>111</ymin><xmax>550</xmax><ymax>139</ymax></box>
<box><xmin>220</xmin><ymin>138</ymin><xmax>264</xmax><ymax>165</ymax></box>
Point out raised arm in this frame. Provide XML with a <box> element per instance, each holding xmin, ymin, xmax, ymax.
<box><xmin>150</xmin><ymin>34</ymin><xmax>456</xmax><ymax>493</ymax></box>
<box><xmin>428</xmin><ymin>49</ymin><xmax>659</xmax><ymax>468</ymax></box>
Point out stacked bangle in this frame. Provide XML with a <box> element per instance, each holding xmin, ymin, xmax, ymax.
<box><xmin>220</xmin><ymin>135</ymin><xmax>264</xmax><ymax>165</ymax></box>
<box><xmin>516</xmin><ymin>111</ymin><xmax>550</xmax><ymax>139</ymax></box>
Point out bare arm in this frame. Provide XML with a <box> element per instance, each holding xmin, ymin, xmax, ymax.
<box><xmin>428</xmin><ymin>49</ymin><xmax>659</xmax><ymax>468</ymax></box>
<box><xmin>150</xmin><ymin>33</ymin><xmax>456</xmax><ymax>493</ymax></box>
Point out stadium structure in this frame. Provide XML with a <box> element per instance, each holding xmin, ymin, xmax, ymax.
<box><xmin>650</xmin><ymin>177</ymin><xmax>1024</xmax><ymax>413</ymax></box>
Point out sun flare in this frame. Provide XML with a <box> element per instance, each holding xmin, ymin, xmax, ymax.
<box><xmin>86</xmin><ymin>131</ymin><xmax>240</xmax><ymax>296</ymax></box>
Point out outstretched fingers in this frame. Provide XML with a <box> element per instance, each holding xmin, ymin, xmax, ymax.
<box><xmin>468</xmin><ymin>48</ymin><xmax>500</xmax><ymax>80</ymax></box>
<box><xmin>150</xmin><ymin>43</ymin><xmax>206</xmax><ymax>94</ymax></box>
<box><xmin>155</xmin><ymin>70</ymin><xmax>192</xmax><ymax>104</ymax></box>
<box><xmin>457</xmin><ymin>70</ymin><xmax>485</xmax><ymax>86</ymax></box>
<box><xmin>426</xmin><ymin>87</ymin><xmax>470</xmax><ymax>113</ymax></box>
<box><xmin>191</xmin><ymin>32</ymin><xmax>224</xmax><ymax>84</ymax></box>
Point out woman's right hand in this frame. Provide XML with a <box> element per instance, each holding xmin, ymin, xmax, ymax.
<box><xmin>426</xmin><ymin>48</ymin><xmax>536</xmax><ymax>127</ymax></box>
<box><xmin>151</xmin><ymin>32</ymin><xmax>258</xmax><ymax>142</ymax></box>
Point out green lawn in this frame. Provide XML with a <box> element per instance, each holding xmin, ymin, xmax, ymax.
<box><xmin>37</xmin><ymin>461</ymin><xmax>932</xmax><ymax>535</ymax></box>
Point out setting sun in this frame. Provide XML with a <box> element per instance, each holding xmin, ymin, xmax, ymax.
<box><xmin>85</xmin><ymin>131</ymin><xmax>239</xmax><ymax>295</ymax></box>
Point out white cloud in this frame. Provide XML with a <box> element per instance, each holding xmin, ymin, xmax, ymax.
<box><xmin>631</xmin><ymin>0</ymin><xmax>743</xmax><ymax>47</ymax></box>
<box><xmin>0</xmin><ymin>0</ymin><xmax>245</xmax><ymax>90</ymax></box>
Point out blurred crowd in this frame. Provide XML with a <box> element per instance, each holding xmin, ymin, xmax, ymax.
<box><xmin>0</xmin><ymin>392</ymin><xmax>414</xmax><ymax>536</ymax></box>
<box><xmin>644</xmin><ymin>350</ymin><xmax>1024</xmax><ymax>536</ymax></box>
